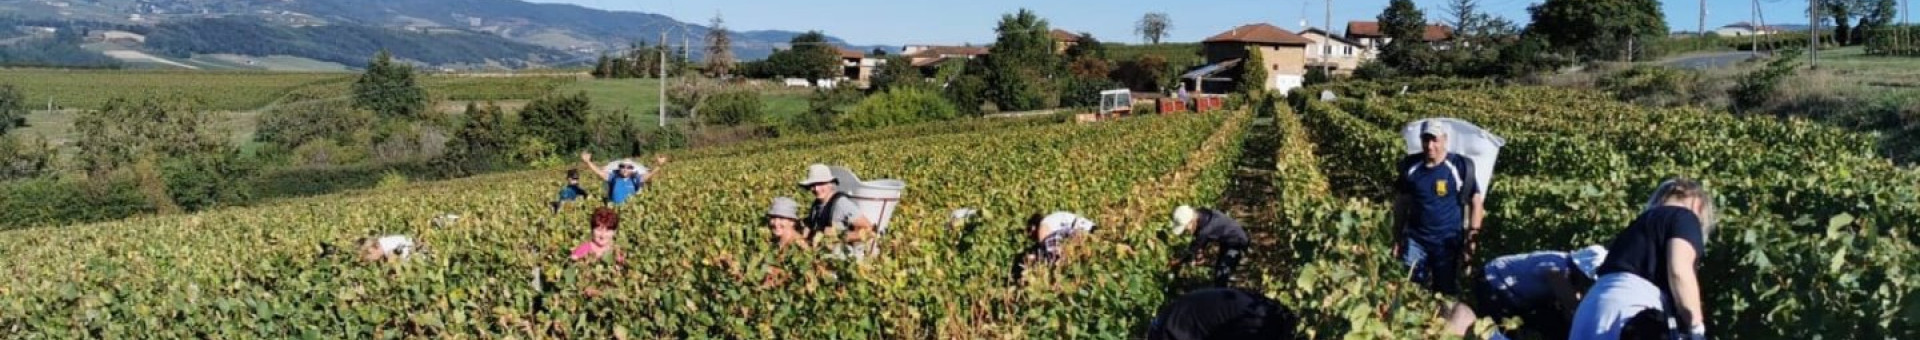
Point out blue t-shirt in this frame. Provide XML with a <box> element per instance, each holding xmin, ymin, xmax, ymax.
<box><xmin>557</xmin><ymin>184</ymin><xmax>589</xmax><ymax>202</ymax></box>
<box><xmin>1397</xmin><ymin>154</ymin><xmax>1477</xmax><ymax>247</ymax></box>
<box><xmin>1482</xmin><ymin>251</ymin><xmax>1574</xmax><ymax>309</ymax></box>
<box><xmin>605</xmin><ymin>171</ymin><xmax>642</xmax><ymax>204</ymax></box>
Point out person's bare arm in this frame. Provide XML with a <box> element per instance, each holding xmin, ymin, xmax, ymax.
<box><xmin>642</xmin><ymin>155</ymin><xmax>667</xmax><ymax>182</ymax></box>
<box><xmin>1464</xmin><ymin>193</ymin><xmax>1486</xmax><ymax>263</ymax></box>
<box><xmin>1668</xmin><ymin>238</ymin><xmax>1705</xmax><ymax>331</ymax></box>
<box><xmin>845</xmin><ymin>215</ymin><xmax>876</xmax><ymax>242</ymax></box>
<box><xmin>580</xmin><ymin>152</ymin><xmax>610</xmax><ymax>181</ymax></box>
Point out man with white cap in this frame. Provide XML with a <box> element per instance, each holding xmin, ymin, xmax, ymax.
<box><xmin>798</xmin><ymin>164</ymin><xmax>876</xmax><ymax>260</ymax></box>
<box><xmin>1443</xmin><ymin>245</ymin><xmax>1610</xmax><ymax>339</ymax></box>
<box><xmin>766</xmin><ymin>197</ymin><xmax>809</xmax><ymax>251</ymax></box>
<box><xmin>1393</xmin><ymin>120</ymin><xmax>1485</xmax><ymax>297</ymax></box>
<box><xmin>1168</xmin><ymin>205</ymin><xmax>1250</xmax><ymax>286</ymax></box>
<box><xmin>1011</xmin><ymin>211</ymin><xmax>1097</xmax><ymax>286</ymax></box>
<box><xmin>579</xmin><ymin>151</ymin><xmax>667</xmax><ymax>205</ymax></box>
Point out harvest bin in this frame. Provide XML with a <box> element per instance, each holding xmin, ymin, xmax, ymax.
<box><xmin>827</xmin><ymin>166</ymin><xmax>905</xmax><ymax>235</ymax></box>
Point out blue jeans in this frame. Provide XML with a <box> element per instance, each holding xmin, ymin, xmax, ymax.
<box><xmin>1403</xmin><ymin>237</ymin><xmax>1463</xmax><ymax>296</ymax></box>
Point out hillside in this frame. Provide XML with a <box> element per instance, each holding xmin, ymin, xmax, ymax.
<box><xmin>0</xmin><ymin>0</ymin><xmax>891</xmax><ymax>64</ymax></box>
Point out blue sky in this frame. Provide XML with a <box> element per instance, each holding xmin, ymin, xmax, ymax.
<box><xmin>532</xmin><ymin>0</ymin><xmax>1837</xmax><ymax>45</ymax></box>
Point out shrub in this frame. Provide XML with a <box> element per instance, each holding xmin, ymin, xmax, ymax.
<box><xmin>838</xmin><ymin>87</ymin><xmax>960</xmax><ymax>129</ymax></box>
<box><xmin>945</xmin><ymin>74</ymin><xmax>989</xmax><ymax>116</ymax></box>
<box><xmin>1059</xmin><ymin>76</ymin><xmax>1123</xmax><ymax>108</ymax></box>
<box><xmin>518</xmin><ymin>91</ymin><xmax>594</xmax><ymax>153</ymax></box>
<box><xmin>159</xmin><ymin>150</ymin><xmax>256</xmax><ymax>212</ymax></box>
<box><xmin>0</xmin><ymin>176</ymin><xmax>155</xmax><ymax>230</ymax></box>
<box><xmin>1598</xmin><ymin>65</ymin><xmax>1701</xmax><ymax>107</ymax></box>
<box><xmin>0</xmin><ymin>83</ymin><xmax>25</xmax><ymax>134</ymax></box>
<box><xmin>1731</xmin><ymin>49</ymin><xmax>1803</xmax><ymax>114</ymax></box>
<box><xmin>0</xmin><ymin>134</ymin><xmax>55</xmax><ymax>181</ymax></box>
<box><xmin>703</xmin><ymin>90</ymin><xmax>764</xmax><ymax>126</ymax></box>
<box><xmin>255</xmin><ymin>93</ymin><xmax>376</xmax><ymax>151</ymax></box>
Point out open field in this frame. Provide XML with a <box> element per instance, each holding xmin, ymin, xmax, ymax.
<box><xmin>1</xmin><ymin>68</ymin><xmax>351</xmax><ymax>111</ymax></box>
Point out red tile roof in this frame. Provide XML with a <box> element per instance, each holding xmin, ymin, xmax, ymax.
<box><xmin>837</xmin><ymin>48</ymin><xmax>864</xmax><ymax>59</ymax></box>
<box><xmin>1202</xmin><ymin>23</ymin><xmax>1313</xmax><ymax>46</ymax></box>
<box><xmin>1050</xmin><ymin>29</ymin><xmax>1081</xmax><ymax>42</ymax></box>
<box><xmin>1345</xmin><ymin>21</ymin><xmax>1452</xmax><ymax>42</ymax></box>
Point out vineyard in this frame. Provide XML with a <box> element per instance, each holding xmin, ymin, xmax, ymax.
<box><xmin>0</xmin><ymin>110</ymin><xmax>1250</xmax><ymax>338</ymax></box>
<box><xmin>2</xmin><ymin>69</ymin><xmax>350</xmax><ymax>111</ymax></box>
<box><xmin>1261</xmin><ymin>85</ymin><xmax>1919</xmax><ymax>338</ymax></box>
<box><xmin>1</xmin><ymin>79</ymin><xmax>1916</xmax><ymax>338</ymax></box>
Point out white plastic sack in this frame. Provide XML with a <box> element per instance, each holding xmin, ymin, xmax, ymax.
<box><xmin>827</xmin><ymin>166</ymin><xmax>905</xmax><ymax>233</ymax></box>
<box><xmin>1401</xmin><ymin>118</ymin><xmax>1504</xmax><ymax>195</ymax></box>
<box><xmin>602</xmin><ymin>160</ymin><xmax>649</xmax><ymax>177</ymax></box>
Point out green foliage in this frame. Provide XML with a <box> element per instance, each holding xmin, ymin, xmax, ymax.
<box><xmin>1063</xmin><ymin>32</ymin><xmax>1107</xmax><ymax>60</ymax></box>
<box><xmin>703</xmin><ymin>90</ymin><xmax>765</xmax><ymax>126</ymax></box>
<box><xmin>1492</xmin><ymin>35</ymin><xmax>1566</xmax><ymax>78</ymax></box>
<box><xmin>256</xmin><ymin>93</ymin><xmax>378</xmax><ymax>151</ymax></box>
<box><xmin>517</xmin><ymin>92</ymin><xmax>594</xmax><ymax>154</ymax></box>
<box><xmin>785</xmin><ymin>86</ymin><xmax>863</xmax><ymax>134</ymax></box>
<box><xmin>1238</xmin><ymin>45</ymin><xmax>1271</xmax><ymax>95</ymax></box>
<box><xmin>1305</xmin><ymin>67</ymin><xmax>1332</xmax><ymax>86</ymax></box>
<box><xmin>1059</xmin><ymin>76</ymin><xmax>1123</xmax><ymax>108</ymax></box>
<box><xmin>1597</xmin><ymin>66</ymin><xmax>1702</xmax><ymax>107</ymax></box>
<box><xmin>0</xmin><ymin>84</ymin><xmax>25</xmax><ymax>134</ymax></box>
<box><xmin>985</xmin><ymin>9</ymin><xmax>1060</xmax><ymax>111</ymax></box>
<box><xmin>756</xmin><ymin>31</ymin><xmax>841</xmax><ymax>83</ymax></box>
<box><xmin>1377</xmin><ymin>0</ymin><xmax>1434</xmax><ymax>73</ymax></box>
<box><xmin>159</xmin><ymin>149</ymin><xmax>256</xmax><ymax>211</ymax></box>
<box><xmin>352</xmin><ymin>50</ymin><xmax>430</xmax><ymax>118</ymax></box>
<box><xmin>72</xmin><ymin>96</ymin><xmax>231</xmax><ymax>179</ymax></box>
<box><xmin>439</xmin><ymin>102</ymin><xmax>518</xmax><ymax>174</ymax></box>
<box><xmin>838</xmin><ymin>87</ymin><xmax>960</xmax><ymax>129</ymax></box>
<box><xmin>1525</xmin><ymin>0</ymin><xmax>1669</xmax><ymax>62</ymax></box>
<box><xmin>0</xmin><ymin>177</ymin><xmax>155</xmax><ymax>229</ymax></box>
<box><xmin>0</xmin><ymin>134</ymin><xmax>54</xmax><ymax>181</ymax></box>
<box><xmin>1866</xmin><ymin>25</ymin><xmax>1920</xmax><ymax>56</ymax></box>
<box><xmin>945</xmin><ymin>73</ymin><xmax>990</xmax><ymax>116</ymax></box>
<box><xmin>1732</xmin><ymin>50</ymin><xmax>1804</xmax><ymax>113</ymax></box>
<box><xmin>0</xmin><ymin>109</ymin><xmax>1249</xmax><ymax>338</ymax></box>
<box><xmin>704</xmin><ymin>14</ymin><xmax>736</xmax><ymax>78</ymax></box>
<box><xmin>867</xmin><ymin>55</ymin><xmax>922</xmax><ymax>94</ymax></box>
<box><xmin>1110</xmin><ymin>54</ymin><xmax>1174</xmax><ymax>93</ymax></box>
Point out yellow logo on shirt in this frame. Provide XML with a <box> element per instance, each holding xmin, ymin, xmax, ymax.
<box><xmin>1435</xmin><ymin>180</ymin><xmax>1449</xmax><ymax>197</ymax></box>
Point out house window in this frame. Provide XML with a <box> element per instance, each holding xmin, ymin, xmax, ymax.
<box><xmin>1324</xmin><ymin>46</ymin><xmax>1331</xmax><ymax>55</ymax></box>
<box><xmin>1272</xmin><ymin>64</ymin><xmax>1278</xmax><ymax>71</ymax></box>
<box><xmin>1344</xmin><ymin>46</ymin><xmax>1353</xmax><ymax>55</ymax></box>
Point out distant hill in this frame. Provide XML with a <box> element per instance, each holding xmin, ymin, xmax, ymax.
<box><xmin>144</xmin><ymin>17</ymin><xmax>569</xmax><ymax>68</ymax></box>
<box><xmin>0</xmin><ymin>0</ymin><xmax>894</xmax><ymax>67</ymax></box>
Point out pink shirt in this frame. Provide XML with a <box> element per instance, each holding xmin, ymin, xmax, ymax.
<box><xmin>570</xmin><ymin>242</ymin><xmax>624</xmax><ymax>262</ymax></box>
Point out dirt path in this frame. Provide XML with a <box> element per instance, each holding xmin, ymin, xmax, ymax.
<box><xmin>1215</xmin><ymin>117</ymin><xmax>1286</xmax><ymax>290</ymax></box>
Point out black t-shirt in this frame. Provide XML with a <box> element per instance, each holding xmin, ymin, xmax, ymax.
<box><xmin>1149</xmin><ymin>288</ymin><xmax>1295</xmax><ymax>340</ymax></box>
<box><xmin>1596</xmin><ymin>205</ymin><xmax>1705</xmax><ymax>291</ymax></box>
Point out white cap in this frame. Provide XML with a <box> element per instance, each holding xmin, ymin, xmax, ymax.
<box><xmin>1420</xmin><ymin>119</ymin><xmax>1452</xmax><ymax>138</ymax></box>
<box><xmin>1571</xmin><ymin>245</ymin><xmax>1609</xmax><ymax>279</ymax></box>
<box><xmin>1170</xmin><ymin>205</ymin><xmax>1197</xmax><ymax>234</ymax></box>
<box><xmin>798</xmin><ymin>164</ymin><xmax>836</xmax><ymax>187</ymax></box>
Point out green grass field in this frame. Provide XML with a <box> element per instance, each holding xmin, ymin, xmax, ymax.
<box><xmin>1816</xmin><ymin>46</ymin><xmax>1920</xmax><ymax>91</ymax></box>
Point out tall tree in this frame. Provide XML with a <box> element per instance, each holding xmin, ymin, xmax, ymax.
<box><xmin>1064</xmin><ymin>32</ymin><xmax>1108</xmax><ymax>60</ymax></box>
<box><xmin>772</xmin><ymin>31</ymin><xmax>841</xmax><ymax>85</ymax></box>
<box><xmin>985</xmin><ymin>9</ymin><xmax>1058</xmax><ymax>111</ymax></box>
<box><xmin>1851</xmin><ymin>0</ymin><xmax>1900</xmax><ymax>45</ymax></box>
<box><xmin>351</xmin><ymin>50</ymin><xmax>427</xmax><ymax>118</ymax></box>
<box><xmin>1237</xmin><ymin>46</ymin><xmax>1270</xmax><ymax>94</ymax></box>
<box><xmin>1525</xmin><ymin>0</ymin><xmax>1668</xmax><ymax>61</ymax></box>
<box><xmin>1379</xmin><ymin>0</ymin><xmax>1434</xmax><ymax>73</ymax></box>
<box><xmin>868</xmin><ymin>55</ymin><xmax>922</xmax><ymax>93</ymax></box>
<box><xmin>0</xmin><ymin>84</ymin><xmax>25</xmax><ymax>135</ymax></box>
<box><xmin>1136</xmin><ymin>12</ymin><xmax>1173</xmax><ymax>44</ymax></box>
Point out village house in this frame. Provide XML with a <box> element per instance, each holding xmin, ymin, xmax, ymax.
<box><xmin>1050</xmin><ymin>29</ymin><xmax>1083</xmax><ymax>54</ymax></box>
<box><xmin>902</xmin><ymin>45</ymin><xmax>989</xmax><ymax>69</ymax></box>
<box><xmin>1343</xmin><ymin>21</ymin><xmax>1453</xmax><ymax>50</ymax></box>
<box><xmin>837</xmin><ymin>47</ymin><xmax>879</xmax><ymax>85</ymax></box>
<box><xmin>1300</xmin><ymin>27</ymin><xmax>1366</xmax><ymax>75</ymax></box>
<box><xmin>1713</xmin><ymin>22</ymin><xmax>1783</xmax><ymax>37</ymax></box>
<box><xmin>1188</xmin><ymin>23</ymin><xmax>1312</xmax><ymax>94</ymax></box>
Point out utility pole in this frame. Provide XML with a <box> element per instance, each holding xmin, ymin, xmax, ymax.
<box><xmin>659</xmin><ymin>30</ymin><xmax>668</xmax><ymax>127</ymax></box>
<box><xmin>1324</xmin><ymin>0</ymin><xmax>1333</xmax><ymax>74</ymax></box>
<box><xmin>1810</xmin><ymin>0</ymin><xmax>1819</xmax><ymax>68</ymax></box>
<box><xmin>1699</xmin><ymin>0</ymin><xmax>1707</xmax><ymax>40</ymax></box>
<box><xmin>1752</xmin><ymin>0</ymin><xmax>1761</xmax><ymax>56</ymax></box>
